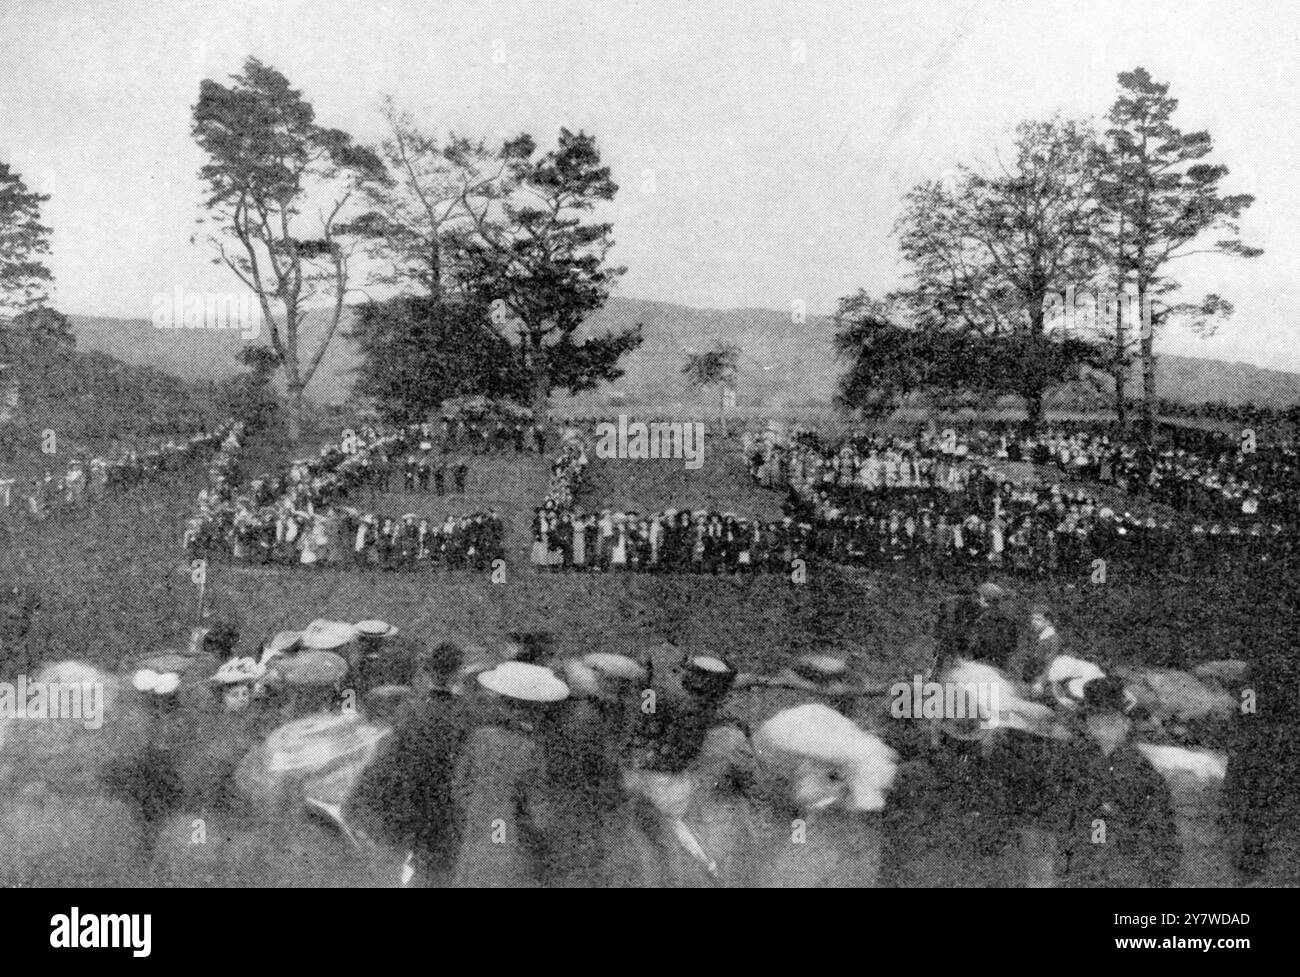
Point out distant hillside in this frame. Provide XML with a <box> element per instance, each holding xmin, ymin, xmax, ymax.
<box><xmin>68</xmin><ymin>297</ymin><xmax>1300</xmax><ymax>413</ymax></box>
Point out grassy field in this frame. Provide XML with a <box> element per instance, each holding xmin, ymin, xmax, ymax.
<box><xmin>1</xmin><ymin>422</ymin><xmax>1281</xmax><ymax>682</ymax></box>
<box><xmin>0</xmin><ymin>418</ymin><xmax>1284</xmax><ymax>886</ymax></box>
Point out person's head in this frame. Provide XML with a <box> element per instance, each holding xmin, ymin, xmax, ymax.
<box><xmin>223</xmin><ymin>682</ymin><xmax>254</xmax><ymax>713</ymax></box>
<box><xmin>420</xmin><ymin>641</ymin><xmax>465</xmax><ymax>692</ymax></box>
<box><xmin>1080</xmin><ymin>676</ymin><xmax>1133</xmax><ymax>748</ymax></box>
<box><xmin>202</xmin><ymin>620</ymin><xmax>241</xmax><ymax>660</ymax></box>
<box><xmin>679</xmin><ymin>653</ymin><xmax>737</xmax><ymax>702</ymax></box>
<box><xmin>1028</xmin><ymin>605</ymin><xmax>1053</xmax><ymax>634</ymax></box>
<box><xmin>977</xmin><ymin>582</ymin><xmax>1007</xmax><ymax>609</ymax></box>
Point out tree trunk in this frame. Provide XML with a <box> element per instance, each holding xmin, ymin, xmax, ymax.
<box><xmin>1113</xmin><ymin>365</ymin><xmax>1128</xmax><ymax>431</ymax></box>
<box><xmin>1025</xmin><ymin>390</ymin><xmax>1044</xmax><ymax>434</ymax></box>
<box><xmin>528</xmin><ymin>358</ymin><xmax>550</xmax><ymax>430</ymax></box>
<box><xmin>286</xmin><ymin>385</ymin><xmax>305</xmax><ymax>445</ymax></box>
<box><xmin>1140</xmin><ymin>317</ymin><xmax>1156</xmax><ymax>445</ymax></box>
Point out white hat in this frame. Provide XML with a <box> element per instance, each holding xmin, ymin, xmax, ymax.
<box><xmin>941</xmin><ymin>660</ymin><xmax>1053</xmax><ymax>732</ymax></box>
<box><xmin>477</xmin><ymin>662</ymin><xmax>569</xmax><ymax>703</ymax></box>
<box><xmin>211</xmin><ymin>657</ymin><xmax>267</xmax><ymax>685</ymax></box>
<box><xmin>132</xmin><ymin>669</ymin><xmax>181</xmax><ymax>695</ymax></box>
<box><xmin>268</xmin><ymin>650</ymin><xmax>349</xmax><ymax>687</ymax></box>
<box><xmin>263</xmin><ymin>631</ymin><xmax>302</xmax><ymax>657</ymax></box>
<box><xmin>754</xmin><ymin>704</ymin><xmax>899</xmax><ymax>812</ymax></box>
<box><xmin>354</xmin><ymin>620</ymin><xmax>399</xmax><ymax>638</ymax></box>
<box><xmin>264</xmin><ymin>712</ymin><xmax>388</xmax><ymax>775</ymax></box>
<box><xmin>1047</xmin><ymin>655</ymin><xmax>1107</xmax><ymax>703</ymax></box>
<box><xmin>299</xmin><ymin>619</ymin><xmax>358</xmax><ymax>650</ymax></box>
<box><xmin>582</xmin><ymin>652</ymin><xmax>647</xmax><ymax>682</ymax></box>
<box><xmin>795</xmin><ymin>654</ymin><xmax>849</xmax><ymax>678</ymax></box>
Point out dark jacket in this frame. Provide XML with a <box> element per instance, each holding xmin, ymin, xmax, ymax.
<box><xmin>1057</xmin><ymin>739</ymin><xmax>1179</xmax><ymax>887</ymax></box>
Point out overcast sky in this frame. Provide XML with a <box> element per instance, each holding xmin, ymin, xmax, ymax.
<box><xmin>2</xmin><ymin>0</ymin><xmax>1297</xmax><ymax>368</ymax></box>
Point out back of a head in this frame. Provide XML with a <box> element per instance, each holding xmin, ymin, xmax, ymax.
<box><xmin>423</xmin><ymin>641</ymin><xmax>465</xmax><ymax>689</ymax></box>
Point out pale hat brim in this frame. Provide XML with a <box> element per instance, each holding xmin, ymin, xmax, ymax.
<box><xmin>270</xmin><ymin>651</ymin><xmax>349</xmax><ymax>687</ymax></box>
<box><xmin>300</xmin><ymin>620</ymin><xmax>358</xmax><ymax>650</ymax></box>
<box><xmin>354</xmin><ymin>620</ymin><xmax>399</xmax><ymax>638</ymax></box>
<box><xmin>477</xmin><ymin>662</ymin><xmax>569</xmax><ymax>702</ymax></box>
<box><xmin>582</xmin><ymin>652</ymin><xmax>647</xmax><ymax>681</ymax></box>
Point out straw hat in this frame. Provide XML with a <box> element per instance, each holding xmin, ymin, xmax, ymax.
<box><xmin>132</xmin><ymin>669</ymin><xmax>182</xmax><ymax>695</ymax></box>
<box><xmin>793</xmin><ymin>654</ymin><xmax>849</xmax><ymax>682</ymax></box>
<box><xmin>476</xmin><ymin>662</ymin><xmax>569</xmax><ymax>703</ymax></box>
<box><xmin>681</xmin><ymin>654</ymin><xmax>736</xmax><ymax>697</ymax></box>
<box><xmin>754</xmin><ymin>704</ymin><xmax>899</xmax><ymax>812</ymax></box>
<box><xmin>134</xmin><ymin>652</ymin><xmax>194</xmax><ymax>676</ymax></box>
<box><xmin>1047</xmin><ymin>655</ymin><xmax>1107</xmax><ymax>705</ymax></box>
<box><xmin>210</xmin><ymin>657</ymin><xmax>267</xmax><ymax>685</ymax></box>
<box><xmin>269</xmin><ymin>650</ymin><xmax>349</xmax><ymax>687</ymax></box>
<box><xmin>582</xmin><ymin>652</ymin><xmax>647</xmax><ymax>682</ymax></box>
<box><xmin>263</xmin><ymin>712</ymin><xmax>388</xmax><ymax>775</ymax></box>
<box><xmin>299</xmin><ymin>620</ymin><xmax>358</xmax><ymax>651</ymax></box>
<box><xmin>264</xmin><ymin>631</ymin><xmax>302</xmax><ymax>657</ymax></box>
<box><xmin>354</xmin><ymin>620</ymin><xmax>399</xmax><ymax>639</ymax></box>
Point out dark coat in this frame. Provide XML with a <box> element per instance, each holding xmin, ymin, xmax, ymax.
<box><xmin>1057</xmin><ymin>740</ymin><xmax>1179</xmax><ymax>888</ymax></box>
<box><xmin>348</xmin><ymin>691</ymin><xmax>470</xmax><ymax>885</ymax></box>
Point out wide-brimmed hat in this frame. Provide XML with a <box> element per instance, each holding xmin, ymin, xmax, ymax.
<box><xmin>681</xmin><ymin>654</ymin><xmax>736</xmax><ymax>697</ymax></box>
<box><xmin>299</xmin><ymin>619</ymin><xmax>358</xmax><ymax>651</ymax></box>
<box><xmin>264</xmin><ymin>712</ymin><xmax>389</xmax><ymax>775</ymax></box>
<box><xmin>941</xmin><ymin>660</ymin><xmax>1053</xmax><ymax>734</ymax></box>
<box><xmin>754</xmin><ymin>704</ymin><xmax>899</xmax><ymax>812</ymax></box>
<box><xmin>264</xmin><ymin>631</ymin><xmax>302</xmax><ymax>657</ymax></box>
<box><xmin>476</xmin><ymin>662</ymin><xmax>569</xmax><ymax>703</ymax></box>
<box><xmin>269</xmin><ymin>650</ymin><xmax>349</xmax><ymax>687</ymax></box>
<box><xmin>211</xmin><ymin>657</ymin><xmax>267</xmax><ymax>685</ymax></box>
<box><xmin>134</xmin><ymin>652</ymin><xmax>195</xmax><ymax>676</ymax></box>
<box><xmin>582</xmin><ymin>652</ymin><xmax>647</xmax><ymax>682</ymax></box>
<box><xmin>793</xmin><ymin>654</ymin><xmax>849</xmax><ymax>682</ymax></box>
<box><xmin>132</xmin><ymin>669</ymin><xmax>182</xmax><ymax>695</ymax></box>
<box><xmin>354</xmin><ymin>620</ymin><xmax>399</xmax><ymax>639</ymax></box>
<box><xmin>1047</xmin><ymin>655</ymin><xmax>1107</xmax><ymax>704</ymax></box>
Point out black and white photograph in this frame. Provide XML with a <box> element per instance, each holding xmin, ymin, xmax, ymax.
<box><xmin>0</xmin><ymin>0</ymin><xmax>1291</xmax><ymax>940</ymax></box>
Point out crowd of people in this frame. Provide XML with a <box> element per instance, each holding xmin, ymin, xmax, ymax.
<box><xmin>408</xmin><ymin>413</ymin><xmax>553</xmax><ymax>455</ymax></box>
<box><xmin>748</xmin><ymin>425</ymin><xmax>1297</xmax><ymax>574</ymax></box>
<box><xmin>530</xmin><ymin>428</ymin><xmax>810</xmax><ymax>574</ymax></box>
<box><xmin>0</xmin><ymin>422</ymin><xmax>243</xmax><ymax>520</ymax></box>
<box><xmin>184</xmin><ymin>424</ymin><xmax>505</xmax><ymax>571</ymax></box>
<box><xmin>530</xmin><ymin>507</ymin><xmax>812</xmax><ymax>573</ymax></box>
<box><xmin>6</xmin><ymin>572</ymin><xmax>1282</xmax><ymax>889</ymax></box>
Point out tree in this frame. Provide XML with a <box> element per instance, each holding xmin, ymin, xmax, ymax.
<box><xmin>219</xmin><ymin>345</ymin><xmax>282</xmax><ymax>434</ymax></box>
<box><xmin>348</xmin><ymin>295</ymin><xmax>523</xmax><ymax>423</ymax></box>
<box><xmin>682</xmin><ymin>341</ymin><xmax>740</xmax><ymax>434</ymax></box>
<box><xmin>1098</xmin><ymin>67</ymin><xmax>1261</xmax><ymax>441</ymax></box>
<box><xmin>0</xmin><ymin>162</ymin><xmax>53</xmax><ymax>319</ymax></box>
<box><xmin>457</xmin><ymin>128</ymin><xmax>642</xmax><ymax>420</ymax></box>
<box><xmin>192</xmin><ymin>57</ymin><xmax>385</xmax><ymax>441</ymax></box>
<box><xmin>0</xmin><ymin>307</ymin><xmax>75</xmax><ymax>405</ymax></box>
<box><xmin>891</xmin><ymin>116</ymin><xmax>1104</xmax><ymax>429</ymax></box>
<box><xmin>356</xmin><ymin>97</ymin><xmax>507</xmax><ymax>303</ymax></box>
<box><xmin>833</xmin><ymin>291</ymin><xmax>1098</xmax><ymax>419</ymax></box>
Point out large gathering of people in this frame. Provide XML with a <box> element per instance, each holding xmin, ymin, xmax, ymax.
<box><xmin>749</xmin><ymin>425</ymin><xmax>1298</xmax><ymax>574</ymax></box>
<box><xmin>184</xmin><ymin>424</ymin><xmax>506</xmax><ymax>571</ymax></box>
<box><xmin>0</xmin><ymin>421</ymin><xmax>243</xmax><ymax>520</ymax></box>
<box><xmin>3</xmin><ymin>570</ymin><xmax>1281</xmax><ymax>888</ymax></box>
<box><xmin>530</xmin><ymin>506</ymin><xmax>812</xmax><ymax>573</ymax></box>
